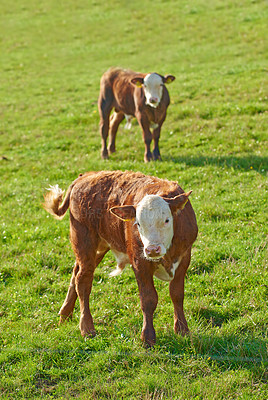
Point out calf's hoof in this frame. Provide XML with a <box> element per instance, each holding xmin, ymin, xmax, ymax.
<box><xmin>152</xmin><ymin>153</ymin><xmax>162</xmax><ymax>161</ymax></box>
<box><xmin>59</xmin><ymin>314</ymin><xmax>72</xmax><ymax>324</ymax></box>
<box><xmin>81</xmin><ymin>329</ymin><xmax>96</xmax><ymax>339</ymax></box>
<box><xmin>101</xmin><ymin>151</ymin><xmax>109</xmax><ymax>160</ymax></box>
<box><xmin>142</xmin><ymin>339</ymin><xmax>155</xmax><ymax>348</ymax></box>
<box><xmin>144</xmin><ymin>153</ymin><xmax>153</xmax><ymax>163</ymax></box>
<box><xmin>108</xmin><ymin>146</ymin><xmax>116</xmax><ymax>154</ymax></box>
<box><xmin>174</xmin><ymin>321</ymin><xmax>189</xmax><ymax>336</ymax></box>
<box><xmin>141</xmin><ymin>329</ymin><xmax>156</xmax><ymax>348</ymax></box>
<box><xmin>80</xmin><ymin>319</ymin><xmax>96</xmax><ymax>339</ymax></box>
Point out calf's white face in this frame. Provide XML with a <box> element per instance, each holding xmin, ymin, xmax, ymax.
<box><xmin>131</xmin><ymin>72</ymin><xmax>175</xmax><ymax>109</ymax></box>
<box><xmin>110</xmin><ymin>190</ymin><xmax>191</xmax><ymax>262</ymax></box>
<box><xmin>143</xmin><ymin>73</ymin><xmax>164</xmax><ymax>108</ymax></box>
<box><xmin>135</xmin><ymin>195</ymin><xmax>173</xmax><ymax>260</ymax></box>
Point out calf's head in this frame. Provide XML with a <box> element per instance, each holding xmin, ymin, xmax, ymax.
<box><xmin>131</xmin><ymin>73</ymin><xmax>175</xmax><ymax>108</ymax></box>
<box><xmin>110</xmin><ymin>192</ymin><xmax>191</xmax><ymax>261</ymax></box>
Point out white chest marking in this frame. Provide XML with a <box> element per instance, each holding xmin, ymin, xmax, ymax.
<box><xmin>109</xmin><ymin>249</ymin><xmax>130</xmax><ymax>277</ymax></box>
<box><xmin>150</xmin><ymin>122</ymin><xmax>159</xmax><ymax>130</ymax></box>
<box><xmin>124</xmin><ymin>114</ymin><xmax>133</xmax><ymax>130</ymax></box>
<box><xmin>154</xmin><ymin>259</ymin><xmax>181</xmax><ymax>282</ymax></box>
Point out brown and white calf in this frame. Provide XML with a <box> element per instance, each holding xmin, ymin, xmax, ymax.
<box><xmin>98</xmin><ymin>68</ymin><xmax>175</xmax><ymax>162</ymax></box>
<box><xmin>43</xmin><ymin>170</ymin><xmax>198</xmax><ymax>346</ymax></box>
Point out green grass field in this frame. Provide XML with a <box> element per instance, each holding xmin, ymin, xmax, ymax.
<box><xmin>1</xmin><ymin>0</ymin><xmax>267</xmax><ymax>398</ymax></box>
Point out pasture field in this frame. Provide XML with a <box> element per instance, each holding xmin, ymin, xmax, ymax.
<box><xmin>0</xmin><ymin>0</ymin><xmax>267</xmax><ymax>398</ymax></box>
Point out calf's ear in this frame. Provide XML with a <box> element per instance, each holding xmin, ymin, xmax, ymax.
<box><xmin>163</xmin><ymin>191</ymin><xmax>192</xmax><ymax>213</ymax></box>
<box><xmin>110</xmin><ymin>205</ymin><xmax>136</xmax><ymax>221</ymax></box>
<box><xmin>163</xmin><ymin>75</ymin><xmax>175</xmax><ymax>84</ymax></box>
<box><xmin>131</xmin><ymin>77</ymin><xmax>144</xmax><ymax>87</ymax></box>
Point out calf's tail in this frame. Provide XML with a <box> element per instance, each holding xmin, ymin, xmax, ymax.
<box><xmin>43</xmin><ymin>183</ymin><xmax>73</xmax><ymax>220</ymax></box>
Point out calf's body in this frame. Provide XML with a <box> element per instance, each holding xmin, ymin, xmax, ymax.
<box><xmin>44</xmin><ymin>171</ymin><xmax>198</xmax><ymax>346</ymax></box>
<box><xmin>98</xmin><ymin>68</ymin><xmax>175</xmax><ymax>162</ymax></box>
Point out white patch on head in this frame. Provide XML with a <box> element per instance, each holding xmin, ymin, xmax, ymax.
<box><xmin>143</xmin><ymin>73</ymin><xmax>163</xmax><ymax>108</ymax></box>
<box><xmin>136</xmin><ymin>195</ymin><xmax>173</xmax><ymax>260</ymax></box>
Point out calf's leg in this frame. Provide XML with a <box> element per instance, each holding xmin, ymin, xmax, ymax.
<box><xmin>136</xmin><ymin>112</ymin><xmax>153</xmax><ymax>162</ymax></box>
<box><xmin>169</xmin><ymin>249</ymin><xmax>191</xmax><ymax>335</ymax></box>
<box><xmin>152</xmin><ymin>115</ymin><xmax>166</xmax><ymax>161</ymax></box>
<box><xmin>98</xmin><ymin>92</ymin><xmax>113</xmax><ymax>159</ymax></box>
<box><xmin>152</xmin><ymin>126</ymin><xmax>162</xmax><ymax>161</ymax></box>
<box><xmin>59</xmin><ymin>261</ymin><xmax>79</xmax><ymax>323</ymax></box>
<box><xmin>108</xmin><ymin>111</ymin><xmax>124</xmax><ymax>154</ymax></box>
<box><xmin>133</xmin><ymin>265</ymin><xmax>158</xmax><ymax>347</ymax></box>
<box><xmin>69</xmin><ymin>215</ymin><xmax>98</xmax><ymax>337</ymax></box>
<box><xmin>76</xmin><ymin>263</ymin><xmax>96</xmax><ymax>337</ymax></box>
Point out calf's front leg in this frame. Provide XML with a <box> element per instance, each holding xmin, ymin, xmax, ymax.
<box><xmin>136</xmin><ymin>112</ymin><xmax>153</xmax><ymax>162</ymax></box>
<box><xmin>169</xmin><ymin>249</ymin><xmax>191</xmax><ymax>335</ymax></box>
<box><xmin>152</xmin><ymin>125</ymin><xmax>162</xmax><ymax>161</ymax></box>
<box><xmin>133</xmin><ymin>264</ymin><xmax>158</xmax><ymax>347</ymax></box>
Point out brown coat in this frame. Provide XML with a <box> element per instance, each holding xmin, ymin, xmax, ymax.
<box><xmin>98</xmin><ymin>68</ymin><xmax>175</xmax><ymax>162</ymax></box>
<box><xmin>44</xmin><ymin>170</ymin><xmax>198</xmax><ymax>346</ymax></box>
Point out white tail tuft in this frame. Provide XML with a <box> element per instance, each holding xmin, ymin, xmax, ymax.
<box><xmin>43</xmin><ymin>184</ymin><xmax>65</xmax><ymax>219</ymax></box>
<box><xmin>46</xmin><ymin>184</ymin><xmax>65</xmax><ymax>197</ymax></box>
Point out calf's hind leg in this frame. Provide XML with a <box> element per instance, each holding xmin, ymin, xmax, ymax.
<box><xmin>98</xmin><ymin>89</ymin><xmax>113</xmax><ymax>159</ymax></box>
<box><xmin>59</xmin><ymin>262</ymin><xmax>79</xmax><ymax>323</ymax></box>
<box><xmin>108</xmin><ymin>111</ymin><xmax>124</xmax><ymax>154</ymax></box>
<box><xmin>76</xmin><ymin>260</ymin><xmax>96</xmax><ymax>337</ymax></box>
<box><xmin>69</xmin><ymin>215</ymin><xmax>99</xmax><ymax>337</ymax></box>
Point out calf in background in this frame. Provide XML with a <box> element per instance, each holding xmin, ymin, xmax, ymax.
<box><xmin>98</xmin><ymin>68</ymin><xmax>175</xmax><ymax>162</ymax></box>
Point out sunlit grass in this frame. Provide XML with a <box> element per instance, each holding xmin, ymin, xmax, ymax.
<box><xmin>0</xmin><ymin>0</ymin><xmax>267</xmax><ymax>398</ymax></box>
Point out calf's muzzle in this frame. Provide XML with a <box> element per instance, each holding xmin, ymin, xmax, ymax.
<box><xmin>145</xmin><ymin>245</ymin><xmax>162</xmax><ymax>259</ymax></box>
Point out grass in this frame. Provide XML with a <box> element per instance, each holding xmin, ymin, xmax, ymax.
<box><xmin>0</xmin><ymin>0</ymin><xmax>267</xmax><ymax>398</ymax></box>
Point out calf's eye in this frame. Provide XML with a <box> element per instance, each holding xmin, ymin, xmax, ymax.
<box><xmin>165</xmin><ymin>218</ymin><xmax>170</xmax><ymax>224</ymax></box>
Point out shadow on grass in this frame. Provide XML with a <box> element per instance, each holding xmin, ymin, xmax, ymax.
<box><xmin>165</xmin><ymin>154</ymin><xmax>268</xmax><ymax>174</ymax></box>
<box><xmin>191</xmin><ymin>307</ymin><xmax>238</xmax><ymax>328</ymax></box>
<box><xmin>190</xmin><ymin>252</ymin><xmax>231</xmax><ymax>275</ymax></box>
<box><xmin>157</xmin><ymin>330</ymin><xmax>267</xmax><ymax>375</ymax></box>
